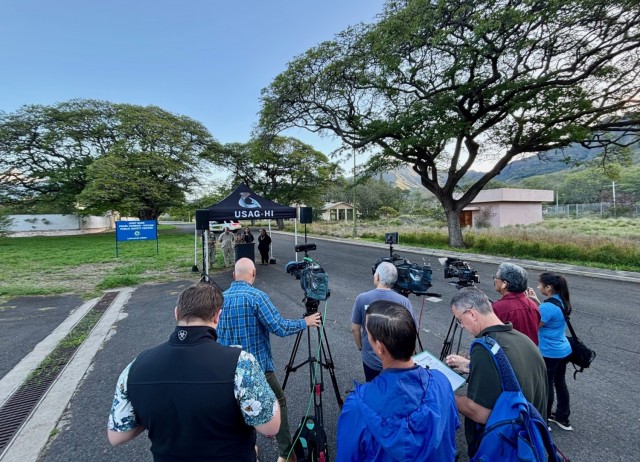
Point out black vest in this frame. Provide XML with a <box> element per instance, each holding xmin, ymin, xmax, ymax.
<box><xmin>127</xmin><ymin>326</ymin><xmax>256</xmax><ymax>462</ymax></box>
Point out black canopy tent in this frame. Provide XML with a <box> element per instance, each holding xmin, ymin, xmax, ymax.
<box><xmin>201</xmin><ymin>183</ymin><xmax>297</xmax><ymax>221</ymax></box>
<box><xmin>195</xmin><ymin>184</ymin><xmax>299</xmax><ymax>274</ymax></box>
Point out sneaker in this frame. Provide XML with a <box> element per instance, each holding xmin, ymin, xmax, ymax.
<box><xmin>549</xmin><ymin>414</ymin><xmax>573</xmax><ymax>431</ymax></box>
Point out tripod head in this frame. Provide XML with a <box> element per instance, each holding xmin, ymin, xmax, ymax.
<box><xmin>304</xmin><ymin>297</ymin><xmax>321</xmax><ymax>315</ymax></box>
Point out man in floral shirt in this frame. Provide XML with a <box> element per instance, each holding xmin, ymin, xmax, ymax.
<box><xmin>107</xmin><ymin>281</ymin><xmax>280</xmax><ymax>461</ymax></box>
<box><xmin>218</xmin><ymin>258</ymin><xmax>322</xmax><ymax>462</ymax></box>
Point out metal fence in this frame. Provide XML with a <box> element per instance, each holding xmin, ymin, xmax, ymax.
<box><xmin>543</xmin><ymin>202</ymin><xmax>640</xmax><ymax>217</ymax></box>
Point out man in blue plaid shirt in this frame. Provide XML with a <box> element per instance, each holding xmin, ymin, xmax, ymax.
<box><xmin>218</xmin><ymin>258</ymin><xmax>321</xmax><ymax>462</ymax></box>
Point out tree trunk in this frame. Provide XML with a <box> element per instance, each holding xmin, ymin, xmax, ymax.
<box><xmin>276</xmin><ymin>218</ymin><xmax>284</xmax><ymax>230</ymax></box>
<box><xmin>445</xmin><ymin>208</ymin><xmax>465</xmax><ymax>248</ymax></box>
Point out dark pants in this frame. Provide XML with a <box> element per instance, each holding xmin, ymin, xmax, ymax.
<box><xmin>544</xmin><ymin>356</ymin><xmax>571</xmax><ymax>421</ymax></box>
<box><xmin>259</xmin><ymin>248</ymin><xmax>269</xmax><ymax>264</ymax></box>
<box><xmin>265</xmin><ymin>371</ymin><xmax>292</xmax><ymax>458</ymax></box>
<box><xmin>363</xmin><ymin>362</ymin><xmax>381</xmax><ymax>382</ymax></box>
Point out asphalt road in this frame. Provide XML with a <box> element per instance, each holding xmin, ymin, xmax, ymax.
<box><xmin>5</xmin><ymin>230</ymin><xmax>638</xmax><ymax>462</ymax></box>
<box><xmin>0</xmin><ymin>294</ymin><xmax>83</xmax><ymax>379</ymax></box>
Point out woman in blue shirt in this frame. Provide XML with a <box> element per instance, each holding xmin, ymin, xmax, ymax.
<box><xmin>528</xmin><ymin>272</ymin><xmax>573</xmax><ymax>431</ymax></box>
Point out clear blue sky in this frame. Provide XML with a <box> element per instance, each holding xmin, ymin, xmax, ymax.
<box><xmin>1</xmin><ymin>0</ymin><xmax>386</xmax><ymax>157</ymax></box>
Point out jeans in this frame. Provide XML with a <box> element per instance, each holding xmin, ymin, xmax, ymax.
<box><xmin>544</xmin><ymin>356</ymin><xmax>571</xmax><ymax>421</ymax></box>
<box><xmin>265</xmin><ymin>371</ymin><xmax>292</xmax><ymax>458</ymax></box>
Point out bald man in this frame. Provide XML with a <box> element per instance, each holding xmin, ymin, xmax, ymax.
<box><xmin>218</xmin><ymin>258</ymin><xmax>321</xmax><ymax>462</ymax></box>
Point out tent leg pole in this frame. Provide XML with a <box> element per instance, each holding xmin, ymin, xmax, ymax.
<box><xmin>192</xmin><ymin>228</ymin><xmax>199</xmax><ymax>272</ymax></box>
<box><xmin>268</xmin><ymin>220</ymin><xmax>273</xmax><ymax>263</ymax></box>
<box><xmin>294</xmin><ymin>219</ymin><xmax>299</xmax><ymax>262</ymax></box>
<box><xmin>204</xmin><ymin>231</ymin><xmax>209</xmax><ymax>275</ymax></box>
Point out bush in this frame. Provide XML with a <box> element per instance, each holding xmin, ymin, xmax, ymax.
<box><xmin>474</xmin><ymin>207</ymin><xmax>493</xmax><ymax>229</ymax></box>
<box><xmin>0</xmin><ymin>213</ymin><xmax>14</xmax><ymax>237</ymax></box>
<box><xmin>379</xmin><ymin>206</ymin><xmax>400</xmax><ymax>218</ymax></box>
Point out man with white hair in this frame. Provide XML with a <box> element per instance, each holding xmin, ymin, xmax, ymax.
<box><xmin>445</xmin><ymin>287</ymin><xmax>547</xmax><ymax>458</ymax></box>
<box><xmin>351</xmin><ymin>261</ymin><xmax>416</xmax><ymax>382</ymax></box>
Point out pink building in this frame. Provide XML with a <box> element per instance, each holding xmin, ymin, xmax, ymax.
<box><xmin>461</xmin><ymin>188</ymin><xmax>554</xmax><ymax>228</ymax></box>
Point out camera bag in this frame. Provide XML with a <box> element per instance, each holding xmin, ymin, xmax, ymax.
<box><xmin>545</xmin><ymin>298</ymin><xmax>596</xmax><ymax>379</ymax></box>
<box><xmin>300</xmin><ymin>265</ymin><xmax>330</xmax><ymax>301</ymax></box>
<box><xmin>292</xmin><ymin>415</ymin><xmax>327</xmax><ymax>462</ymax></box>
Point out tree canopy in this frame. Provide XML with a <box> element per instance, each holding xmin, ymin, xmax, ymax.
<box><xmin>0</xmin><ymin>99</ymin><xmax>215</xmax><ymax>219</ymax></box>
<box><xmin>210</xmin><ymin>136</ymin><xmax>339</xmax><ymax>210</ymax></box>
<box><xmin>260</xmin><ymin>0</ymin><xmax>640</xmax><ymax>246</ymax></box>
<box><xmin>323</xmin><ymin>176</ymin><xmax>409</xmax><ymax>219</ymax></box>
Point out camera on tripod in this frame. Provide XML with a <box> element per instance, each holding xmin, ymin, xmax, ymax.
<box><xmin>372</xmin><ymin>232</ymin><xmax>433</xmax><ymax>296</ymax></box>
<box><xmin>439</xmin><ymin>257</ymin><xmax>479</xmax><ymax>287</ymax></box>
<box><xmin>285</xmin><ymin>244</ymin><xmax>330</xmax><ymax>302</ymax></box>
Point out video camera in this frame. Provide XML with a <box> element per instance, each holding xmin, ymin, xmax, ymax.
<box><xmin>372</xmin><ymin>233</ymin><xmax>433</xmax><ymax>297</ymax></box>
<box><xmin>439</xmin><ymin>257</ymin><xmax>479</xmax><ymax>287</ymax></box>
<box><xmin>285</xmin><ymin>244</ymin><xmax>330</xmax><ymax>302</ymax></box>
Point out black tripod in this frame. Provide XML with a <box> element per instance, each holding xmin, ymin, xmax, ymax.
<box><xmin>282</xmin><ymin>298</ymin><xmax>343</xmax><ymax>459</ymax></box>
<box><xmin>439</xmin><ymin>281</ymin><xmax>476</xmax><ymax>361</ymax></box>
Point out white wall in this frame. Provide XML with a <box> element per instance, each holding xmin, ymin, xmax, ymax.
<box><xmin>7</xmin><ymin>214</ymin><xmax>112</xmax><ymax>233</ymax></box>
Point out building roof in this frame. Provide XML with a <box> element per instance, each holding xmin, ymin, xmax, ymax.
<box><xmin>322</xmin><ymin>201</ymin><xmax>354</xmax><ymax>210</ymax></box>
<box><xmin>468</xmin><ymin>188</ymin><xmax>554</xmax><ymax>203</ymax></box>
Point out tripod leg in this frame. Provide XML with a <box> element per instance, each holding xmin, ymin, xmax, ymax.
<box><xmin>439</xmin><ymin>316</ymin><xmax>458</xmax><ymax>361</ymax></box>
<box><xmin>455</xmin><ymin>324</ymin><xmax>464</xmax><ymax>356</ymax></box>
<box><xmin>282</xmin><ymin>329</ymin><xmax>304</xmax><ymax>390</ymax></box>
<box><xmin>318</xmin><ymin>323</ymin><xmax>344</xmax><ymax>407</ymax></box>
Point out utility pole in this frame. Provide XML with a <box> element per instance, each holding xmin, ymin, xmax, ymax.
<box><xmin>352</xmin><ymin>148</ymin><xmax>357</xmax><ymax>238</ymax></box>
<box><xmin>612</xmin><ymin>181</ymin><xmax>616</xmax><ymax>217</ymax></box>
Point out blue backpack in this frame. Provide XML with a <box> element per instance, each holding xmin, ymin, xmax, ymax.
<box><xmin>470</xmin><ymin>336</ymin><xmax>565</xmax><ymax>462</ymax></box>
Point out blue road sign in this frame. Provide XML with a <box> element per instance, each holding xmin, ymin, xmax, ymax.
<box><xmin>115</xmin><ymin>220</ymin><xmax>157</xmax><ymax>241</ymax></box>
<box><xmin>115</xmin><ymin>221</ymin><xmax>158</xmax><ymax>257</ymax></box>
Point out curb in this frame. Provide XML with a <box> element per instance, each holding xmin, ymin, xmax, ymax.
<box><xmin>0</xmin><ymin>288</ymin><xmax>134</xmax><ymax>461</ymax></box>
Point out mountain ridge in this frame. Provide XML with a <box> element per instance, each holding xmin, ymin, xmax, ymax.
<box><xmin>381</xmin><ymin>142</ymin><xmax>639</xmax><ymax>190</ymax></box>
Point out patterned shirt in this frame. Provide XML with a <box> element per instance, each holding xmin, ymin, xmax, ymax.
<box><xmin>217</xmin><ymin>280</ymin><xmax>306</xmax><ymax>372</ymax></box>
<box><xmin>108</xmin><ymin>349</ymin><xmax>277</xmax><ymax>432</ymax></box>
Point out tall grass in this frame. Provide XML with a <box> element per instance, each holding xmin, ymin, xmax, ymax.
<box><xmin>291</xmin><ymin>216</ymin><xmax>640</xmax><ymax>271</ymax></box>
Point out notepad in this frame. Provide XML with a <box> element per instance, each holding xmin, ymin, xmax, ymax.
<box><xmin>413</xmin><ymin>349</ymin><xmax>467</xmax><ymax>391</ymax></box>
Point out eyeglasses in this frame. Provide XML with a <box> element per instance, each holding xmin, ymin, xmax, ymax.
<box><xmin>455</xmin><ymin>310</ymin><xmax>473</xmax><ymax>327</ymax></box>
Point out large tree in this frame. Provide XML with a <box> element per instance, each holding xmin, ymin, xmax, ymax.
<box><xmin>260</xmin><ymin>0</ymin><xmax>640</xmax><ymax>246</ymax></box>
<box><xmin>0</xmin><ymin>100</ymin><xmax>117</xmax><ymax>211</ymax></box>
<box><xmin>211</xmin><ymin>136</ymin><xmax>340</xmax><ymax>210</ymax></box>
<box><xmin>0</xmin><ymin>99</ymin><xmax>215</xmax><ymax>218</ymax></box>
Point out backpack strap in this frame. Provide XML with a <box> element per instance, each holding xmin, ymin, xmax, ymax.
<box><xmin>471</xmin><ymin>336</ymin><xmax>522</xmax><ymax>393</ymax></box>
<box><xmin>545</xmin><ymin>297</ymin><xmax>580</xmax><ymax>341</ymax></box>
<box><xmin>473</xmin><ymin>337</ymin><xmax>563</xmax><ymax>462</ymax></box>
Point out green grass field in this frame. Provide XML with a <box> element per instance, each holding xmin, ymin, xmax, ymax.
<box><xmin>1</xmin><ymin>217</ymin><xmax>638</xmax><ymax>302</ymax></box>
<box><xmin>0</xmin><ymin>228</ymin><xmax>201</xmax><ymax>301</ymax></box>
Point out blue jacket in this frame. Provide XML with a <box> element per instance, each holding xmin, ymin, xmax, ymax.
<box><xmin>336</xmin><ymin>365</ymin><xmax>459</xmax><ymax>461</ymax></box>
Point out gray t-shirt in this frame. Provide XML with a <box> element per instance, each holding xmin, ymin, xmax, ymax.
<box><xmin>351</xmin><ymin>288</ymin><xmax>416</xmax><ymax>371</ymax></box>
